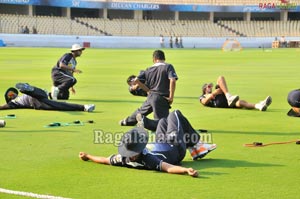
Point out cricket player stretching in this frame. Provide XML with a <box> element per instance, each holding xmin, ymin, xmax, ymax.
<box><xmin>50</xmin><ymin>44</ymin><xmax>84</xmax><ymax>100</ymax></box>
<box><xmin>120</xmin><ymin>50</ymin><xmax>177</xmax><ymax>126</ymax></box>
<box><xmin>80</xmin><ymin>110</ymin><xmax>217</xmax><ymax>177</ymax></box>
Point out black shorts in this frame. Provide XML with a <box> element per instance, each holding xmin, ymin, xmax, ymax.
<box><xmin>214</xmin><ymin>94</ymin><xmax>230</xmax><ymax>108</ymax></box>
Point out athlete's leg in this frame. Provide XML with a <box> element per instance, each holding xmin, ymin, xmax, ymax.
<box><xmin>120</xmin><ymin>99</ymin><xmax>153</xmax><ymax>126</ymax></box>
<box><xmin>40</xmin><ymin>99</ymin><xmax>85</xmax><ymax>111</ymax></box>
<box><xmin>216</xmin><ymin>76</ymin><xmax>239</xmax><ymax>107</ymax></box>
<box><xmin>236</xmin><ymin>100</ymin><xmax>255</xmax><ymax>109</ymax></box>
<box><xmin>16</xmin><ymin>83</ymin><xmax>48</xmax><ymax>100</ymax></box>
<box><xmin>150</xmin><ymin>93</ymin><xmax>170</xmax><ymax>120</ymax></box>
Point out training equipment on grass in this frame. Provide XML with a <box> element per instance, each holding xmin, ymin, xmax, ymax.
<box><xmin>0</xmin><ymin>114</ymin><xmax>16</xmax><ymax>119</ymax></box>
<box><xmin>244</xmin><ymin>139</ymin><xmax>300</xmax><ymax>147</ymax></box>
<box><xmin>0</xmin><ymin>120</ymin><xmax>6</xmax><ymax>127</ymax></box>
<box><xmin>44</xmin><ymin>120</ymin><xmax>94</xmax><ymax>127</ymax></box>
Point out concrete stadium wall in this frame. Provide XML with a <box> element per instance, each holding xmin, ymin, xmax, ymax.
<box><xmin>0</xmin><ymin>34</ymin><xmax>298</xmax><ymax>49</ymax></box>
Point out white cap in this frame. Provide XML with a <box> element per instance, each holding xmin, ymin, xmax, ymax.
<box><xmin>70</xmin><ymin>44</ymin><xmax>85</xmax><ymax>51</ymax></box>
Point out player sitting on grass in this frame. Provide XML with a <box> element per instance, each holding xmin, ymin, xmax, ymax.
<box><xmin>79</xmin><ymin>110</ymin><xmax>217</xmax><ymax>177</ymax></box>
<box><xmin>1</xmin><ymin>83</ymin><xmax>95</xmax><ymax>112</ymax></box>
<box><xmin>287</xmin><ymin>89</ymin><xmax>300</xmax><ymax>117</ymax></box>
<box><xmin>200</xmin><ymin>76</ymin><xmax>272</xmax><ymax>111</ymax></box>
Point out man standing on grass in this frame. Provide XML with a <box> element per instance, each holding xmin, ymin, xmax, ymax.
<box><xmin>119</xmin><ymin>50</ymin><xmax>178</xmax><ymax>126</ymax></box>
<box><xmin>50</xmin><ymin>44</ymin><xmax>85</xmax><ymax>100</ymax></box>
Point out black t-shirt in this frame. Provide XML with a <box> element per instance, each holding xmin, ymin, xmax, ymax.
<box><xmin>53</xmin><ymin>53</ymin><xmax>76</xmax><ymax>75</ymax></box>
<box><xmin>138</xmin><ymin>63</ymin><xmax>178</xmax><ymax>97</ymax></box>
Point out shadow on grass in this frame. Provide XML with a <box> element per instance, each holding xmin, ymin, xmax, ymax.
<box><xmin>210</xmin><ymin>130</ymin><xmax>300</xmax><ymax>136</ymax></box>
<box><xmin>70</xmin><ymin>99</ymin><xmax>144</xmax><ymax>104</ymax></box>
<box><xmin>182</xmin><ymin>158</ymin><xmax>283</xmax><ymax>170</ymax></box>
<box><xmin>180</xmin><ymin>158</ymin><xmax>283</xmax><ymax>178</ymax></box>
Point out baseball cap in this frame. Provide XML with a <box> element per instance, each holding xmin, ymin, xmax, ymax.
<box><xmin>287</xmin><ymin>89</ymin><xmax>300</xmax><ymax>117</ymax></box>
<box><xmin>4</xmin><ymin>87</ymin><xmax>18</xmax><ymax>103</ymax></box>
<box><xmin>118</xmin><ymin>127</ymin><xmax>149</xmax><ymax>157</ymax></box>
<box><xmin>70</xmin><ymin>44</ymin><xmax>85</xmax><ymax>52</ymax></box>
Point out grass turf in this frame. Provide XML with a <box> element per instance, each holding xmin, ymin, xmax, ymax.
<box><xmin>0</xmin><ymin>47</ymin><xmax>300</xmax><ymax>199</ymax></box>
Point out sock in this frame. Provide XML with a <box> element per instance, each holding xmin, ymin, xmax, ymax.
<box><xmin>225</xmin><ymin>93</ymin><xmax>232</xmax><ymax>99</ymax></box>
<box><xmin>254</xmin><ymin>103</ymin><xmax>260</xmax><ymax>110</ymax></box>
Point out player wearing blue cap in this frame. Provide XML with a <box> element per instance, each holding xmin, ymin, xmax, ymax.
<box><xmin>287</xmin><ymin>89</ymin><xmax>300</xmax><ymax>117</ymax></box>
<box><xmin>79</xmin><ymin>110</ymin><xmax>216</xmax><ymax>177</ymax></box>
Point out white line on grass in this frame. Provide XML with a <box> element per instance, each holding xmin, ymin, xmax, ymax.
<box><xmin>0</xmin><ymin>188</ymin><xmax>72</xmax><ymax>199</ymax></box>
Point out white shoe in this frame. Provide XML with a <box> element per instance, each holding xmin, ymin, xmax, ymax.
<box><xmin>136</xmin><ymin>113</ymin><xmax>144</xmax><ymax>128</ymax></box>
<box><xmin>51</xmin><ymin>86</ymin><xmax>59</xmax><ymax>100</ymax></box>
<box><xmin>227</xmin><ymin>95</ymin><xmax>239</xmax><ymax>107</ymax></box>
<box><xmin>256</xmin><ymin>96</ymin><xmax>272</xmax><ymax>111</ymax></box>
<box><xmin>84</xmin><ymin>104</ymin><xmax>95</xmax><ymax>112</ymax></box>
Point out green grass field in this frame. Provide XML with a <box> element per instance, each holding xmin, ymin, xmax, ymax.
<box><xmin>0</xmin><ymin>47</ymin><xmax>299</xmax><ymax>199</ymax></box>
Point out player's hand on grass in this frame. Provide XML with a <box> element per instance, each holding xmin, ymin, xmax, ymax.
<box><xmin>187</xmin><ymin>168</ymin><xmax>199</xmax><ymax>177</ymax></box>
<box><xmin>79</xmin><ymin>152</ymin><xmax>89</xmax><ymax>161</ymax></box>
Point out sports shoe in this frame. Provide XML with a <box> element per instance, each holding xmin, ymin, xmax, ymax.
<box><xmin>119</xmin><ymin>119</ymin><xmax>127</xmax><ymax>126</ymax></box>
<box><xmin>136</xmin><ymin>113</ymin><xmax>144</xmax><ymax>128</ymax></box>
<box><xmin>189</xmin><ymin>142</ymin><xmax>217</xmax><ymax>160</ymax></box>
<box><xmin>51</xmin><ymin>86</ymin><xmax>59</xmax><ymax>100</ymax></box>
<box><xmin>84</xmin><ymin>104</ymin><xmax>95</xmax><ymax>112</ymax></box>
<box><xmin>256</xmin><ymin>96</ymin><xmax>272</xmax><ymax>111</ymax></box>
<box><xmin>15</xmin><ymin>83</ymin><xmax>34</xmax><ymax>92</ymax></box>
<box><xmin>227</xmin><ymin>95</ymin><xmax>239</xmax><ymax>107</ymax></box>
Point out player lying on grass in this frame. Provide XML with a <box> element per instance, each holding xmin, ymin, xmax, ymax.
<box><xmin>200</xmin><ymin>76</ymin><xmax>272</xmax><ymax>111</ymax></box>
<box><xmin>1</xmin><ymin>83</ymin><xmax>95</xmax><ymax>112</ymax></box>
<box><xmin>287</xmin><ymin>89</ymin><xmax>300</xmax><ymax>117</ymax></box>
<box><xmin>79</xmin><ymin>110</ymin><xmax>217</xmax><ymax>177</ymax></box>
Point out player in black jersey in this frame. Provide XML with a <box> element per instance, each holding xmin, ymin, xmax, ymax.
<box><xmin>50</xmin><ymin>44</ymin><xmax>84</xmax><ymax>100</ymax></box>
<box><xmin>120</xmin><ymin>50</ymin><xmax>178</xmax><ymax>126</ymax></box>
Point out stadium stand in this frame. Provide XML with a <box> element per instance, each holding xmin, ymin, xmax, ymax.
<box><xmin>1</xmin><ymin>13</ymin><xmax>300</xmax><ymax>37</ymax></box>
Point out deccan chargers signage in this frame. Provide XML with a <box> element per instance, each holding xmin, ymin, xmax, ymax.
<box><xmin>0</xmin><ymin>0</ymin><xmax>299</xmax><ymax>12</ymax></box>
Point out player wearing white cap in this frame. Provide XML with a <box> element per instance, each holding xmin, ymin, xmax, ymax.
<box><xmin>50</xmin><ymin>44</ymin><xmax>85</xmax><ymax>100</ymax></box>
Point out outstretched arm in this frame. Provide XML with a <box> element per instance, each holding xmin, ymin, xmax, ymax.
<box><xmin>79</xmin><ymin>152</ymin><xmax>111</xmax><ymax>165</ymax></box>
<box><xmin>161</xmin><ymin>162</ymin><xmax>198</xmax><ymax>177</ymax></box>
<box><xmin>0</xmin><ymin>104</ymin><xmax>11</xmax><ymax>110</ymax></box>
